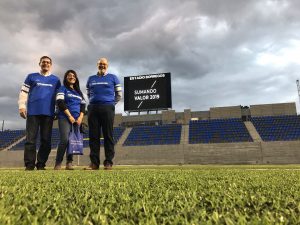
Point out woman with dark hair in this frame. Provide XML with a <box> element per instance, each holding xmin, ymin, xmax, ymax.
<box><xmin>54</xmin><ymin>70</ymin><xmax>86</xmax><ymax>170</ymax></box>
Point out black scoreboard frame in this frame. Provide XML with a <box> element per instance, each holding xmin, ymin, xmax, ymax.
<box><xmin>124</xmin><ymin>72</ymin><xmax>172</xmax><ymax>112</ymax></box>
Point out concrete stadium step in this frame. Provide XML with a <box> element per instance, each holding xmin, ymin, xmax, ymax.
<box><xmin>117</xmin><ymin>127</ymin><xmax>132</xmax><ymax>146</ymax></box>
<box><xmin>244</xmin><ymin>121</ymin><xmax>262</xmax><ymax>142</ymax></box>
<box><xmin>3</xmin><ymin>135</ymin><xmax>26</xmax><ymax>151</ymax></box>
<box><xmin>181</xmin><ymin>125</ymin><xmax>188</xmax><ymax>144</ymax></box>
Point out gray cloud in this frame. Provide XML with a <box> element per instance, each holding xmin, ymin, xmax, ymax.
<box><xmin>1</xmin><ymin>0</ymin><xmax>300</xmax><ymax>129</ymax></box>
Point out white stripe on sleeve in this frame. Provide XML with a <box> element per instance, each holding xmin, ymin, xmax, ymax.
<box><xmin>56</xmin><ymin>93</ymin><xmax>65</xmax><ymax>100</ymax></box>
<box><xmin>21</xmin><ymin>86</ymin><xmax>29</xmax><ymax>93</ymax></box>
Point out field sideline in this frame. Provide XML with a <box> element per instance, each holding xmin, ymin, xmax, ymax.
<box><xmin>1</xmin><ymin>165</ymin><xmax>300</xmax><ymax>224</ymax></box>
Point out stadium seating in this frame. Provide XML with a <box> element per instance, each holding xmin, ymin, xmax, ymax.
<box><xmin>189</xmin><ymin>118</ymin><xmax>253</xmax><ymax>144</ymax></box>
<box><xmin>83</xmin><ymin>126</ymin><xmax>125</xmax><ymax>147</ymax></box>
<box><xmin>0</xmin><ymin>129</ymin><xmax>25</xmax><ymax>149</ymax></box>
<box><xmin>251</xmin><ymin>115</ymin><xmax>300</xmax><ymax>141</ymax></box>
<box><xmin>123</xmin><ymin>124</ymin><xmax>182</xmax><ymax>146</ymax></box>
<box><xmin>11</xmin><ymin>128</ymin><xmax>60</xmax><ymax>150</ymax></box>
<box><xmin>11</xmin><ymin>127</ymin><xmax>125</xmax><ymax>150</ymax></box>
<box><xmin>7</xmin><ymin>115</ymin><xmax>300</xmax><ymax>150</ymax></box>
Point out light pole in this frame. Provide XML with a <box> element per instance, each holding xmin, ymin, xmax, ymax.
<box><xmin>296</xmin><ymin>80</ymin><xmax>300</xmax><ymax>113</ymax></box>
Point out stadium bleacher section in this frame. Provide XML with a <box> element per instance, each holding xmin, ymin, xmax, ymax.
<box><xmin>0</xmin><ymin>130</ymin><xmax>25</xmax><ymax>150</ymax></box>
<box><xmin>11</xmin><ymin>128</ymin><xmax>60</xmax><ymax>150</ymax></box>
<box><xmin>251</xmin><ymin>115</ymin><xmax>300</xmax><ymax>141</ymax></box>
<box><xmin>189</xmin><ymin>118</ymin><xmax>253</xmax><ymax>144</ymax></box>
<box><xmin>5</xmin><ymin>115</ymin><xmax>300</xmax><ymax>150</ymax></box>
<box><xmin>123</xmin><ymin>124</ymin><xmax>182</xmax><ymax>146</ymax></box>
<box><xmin>12</xmin><ymin>127</ymin><xmax>125</xmax><ymax>150</ymax></box>
<box><xmin>83</xmin><ymin>127</ymin><xmax>125</xmax><ymax>147</ymax></box>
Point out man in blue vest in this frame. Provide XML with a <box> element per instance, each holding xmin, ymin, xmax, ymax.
<box><xmin>85</xmin><ymin>58</ymin><xmax>122</xmax><ymax>170</ymax></box>
<box><xmin>18</xmin><ymin>56</ymin><xmax>61</xmax><ymax>170</ymax></box>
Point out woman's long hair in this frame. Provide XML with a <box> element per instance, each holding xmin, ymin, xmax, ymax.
<box><xmin>63</xmin><ymin>69</ymin><xmax>84</xmax><ymax>99</ymax></box>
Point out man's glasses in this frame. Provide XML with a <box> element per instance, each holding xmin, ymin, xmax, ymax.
<box><xmin>41</xmin><ymin>61</ymin><xmax>51</xmax><ymax>64</ymax></box>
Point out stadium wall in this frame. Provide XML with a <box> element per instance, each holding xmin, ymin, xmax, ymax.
<box><xmin>54</xmin><ymin>102</ymin><xmax>297</xmax><ymax>127</ymax></box>
<box><xmin>210</xmin><ymin>106</ymin><xmax>242</xmax><ymax>119</ymax></box>
<box><xmin>250</xmin><ymin>102</ymin><xmax>296</xmax><ymax>117</ymax></box>
<box><xmin>1</xmin><ymin>141</ymin><xmax>300</xmax><ymax>167</ymax></box>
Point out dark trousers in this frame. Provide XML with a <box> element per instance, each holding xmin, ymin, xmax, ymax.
<box><xmin>88</xmin><ymin>104</ymin><xmax>115</xmax><ymax>167</ymax></box>
<box><xmin>24</xmin><ymin>115</ymin><xmax>54</xmax><ymax>169</ymax></box>
<box><xmin>55</xmin><ymin>118</ymin><xmax>73</xmax><ymax>164</ymax></box>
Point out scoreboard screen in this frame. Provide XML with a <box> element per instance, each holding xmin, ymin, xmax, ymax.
<box><xmin>124</xmin><ymin>72</ymin><xmax>172</xmax><ymax>111</ymax></box>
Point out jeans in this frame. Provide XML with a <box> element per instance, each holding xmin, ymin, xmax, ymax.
<box><xmin>24</xmin><ymin>115</ymin><xmax>54</xmax><ymax>169</ymax></box>
<box><xmin>88</xmin><ymin>104</ymin><xmax>115</xmax><ymax>167</ymax></box>
<box><xmin>55</xmin><ymin>118</ymin><xmax>73</xmax><ymax>164</ymax></box>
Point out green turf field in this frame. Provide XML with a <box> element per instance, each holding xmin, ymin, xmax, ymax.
<box><xmin>0</xmin><ymin>165</ymin><xmax>300</xmax><ymax>224</ymax></box>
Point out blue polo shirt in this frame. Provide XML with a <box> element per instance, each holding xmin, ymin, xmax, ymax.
<box><xmin>24</xmin><ymin>73</ymin><xmax>61</xmax><ymax>116</ymax></box>
<box><xmin>86</xmin><ymin>73</ymin><xmax>120</xmax><ymax>105</ymax></box>
<box><xmin>56</xmin><ymin>86</ymin><xmax>85</xmax><ymax>120</ymax></box>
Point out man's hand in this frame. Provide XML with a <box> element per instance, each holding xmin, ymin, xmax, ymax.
<box><xmin>19</xmin><ymin>108</ymin><xmax>27</xmax><ymax>119</ymax></box>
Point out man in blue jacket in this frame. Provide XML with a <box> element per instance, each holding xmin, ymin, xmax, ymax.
<box><xmin>18</xmin><ymin>56</ymin><xmax>61</xmax><ymax>170</ymax></box>
<box><xmin>85</xmin><ymin>58</ymin><xmax>122</xmax><ymax>170</ymax></box>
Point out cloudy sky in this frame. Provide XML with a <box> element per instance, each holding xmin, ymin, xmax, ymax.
<box><xmin>1</xmin><ymin>0</ymin><xmax>300</xmax><ymax>130</ymax></box>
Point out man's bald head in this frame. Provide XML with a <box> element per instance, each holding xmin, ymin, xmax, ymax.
<box><xmin>97</xmin><ymin>58</ymin><xmax>109</xmax><ymax>75</ymax></box>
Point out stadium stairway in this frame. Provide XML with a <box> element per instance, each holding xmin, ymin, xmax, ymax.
<box><xmin>244</xmin><ymin>121</ymin><xmax>262</xmax><ymax>142</ymax></box>
<box><xmin>2</xmin><ymin>135</ymin><xmax>26</xmax><ymax>151</ymax></box>
<box><xmin>117</xmin><ymin>127</ymin><xmax>132</xmax><ymax>146</ymax></box>
<box><xmin>181</xmin><ymin>125</ymin><xmax>189</xmax><ymax>144</ymax></box>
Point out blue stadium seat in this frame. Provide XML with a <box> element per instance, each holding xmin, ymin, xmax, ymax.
<box><xmin>189</xmin><ymin>118</ymin><xmax>253</xmax><ymax>144</ymax></box>
<box><xmin>11</xmin><ymin>128</ymin><xmax>60</xmax><ymax>150</ymax></box>
<box><xmin>0</xmin><ymin>129</ymin><xmax>25</xmax><ymax>149</ymax></box>
<box><xmin>83</xmin><ymin>127</ymin><xmax>125</xmax><ymax>147</ymax></box>
<box><xmin>251</xmin><ymin>115</ymin><xmax>300</xmax><ymax>141</ymax></box>
<box><xmin>123</xmin><ymin>124</ymin><xmax>182</xmax><ymax>146</ymax></box>
<box><xmin>11</xmin><ymin>127</ymin><xmax>125</xmax><ymax>150</ymax></box>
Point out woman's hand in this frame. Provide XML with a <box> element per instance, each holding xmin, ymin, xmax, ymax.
<box><xmin>76</xmin><ymin>116</ymin><xmax>83</xmax><ymax>125</ymax></box>
<box><xmin>68</xmin><ymin>115</ymin><xmax>76</xmax><ymax>124</ymax></box>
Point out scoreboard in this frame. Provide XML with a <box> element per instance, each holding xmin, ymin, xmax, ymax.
<box><xmin>124</xmin><ymin>72</ymin><xmax>172</xmax><ymax>111</ymax></box>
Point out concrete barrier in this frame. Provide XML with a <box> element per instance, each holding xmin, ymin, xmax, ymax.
<box><xmin>1</xmin><ymin>140</ymin><xmax>300</xmax><ymax>167</ymax></box>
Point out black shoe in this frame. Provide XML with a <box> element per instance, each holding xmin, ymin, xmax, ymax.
<box><xmin>83</xmin><ymin>163</ymin><xmax>99</xmax><ymax>170</ymax></box>
<box><xmin>36</xmin><ymin>167</ymin><xmax>46</xmax><ymax>170</ymax></box>
<box><xmin>104</xmin><ymin>163</ymin><xmax>113</xmax><ymax>170</ymax></box>
<box><xmin>25</xmin><ymin>167</ymin><xmax>34</xmax><ymax>171</ymax></box>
